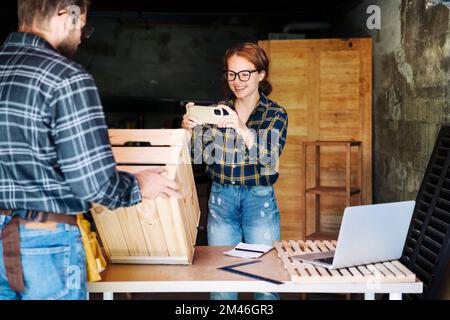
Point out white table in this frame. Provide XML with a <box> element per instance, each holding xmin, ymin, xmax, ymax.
<box><xmin>87</xmin><ymin>246</ymin><xmax>423</xmax><ymax>300</ymax></box>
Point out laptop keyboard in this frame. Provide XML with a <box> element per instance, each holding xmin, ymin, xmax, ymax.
<box><xmin>315</xmin><ymin>257</ymin><xmax>334</xmax><ymax>265</ymax></box>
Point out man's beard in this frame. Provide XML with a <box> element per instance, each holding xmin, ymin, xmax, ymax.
<box><xmin>58</xmin><ymin>32</ymin><xmax>79</xmax><ymax>58</ymax></box>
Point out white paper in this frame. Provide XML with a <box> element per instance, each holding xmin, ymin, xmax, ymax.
<box><xmin>224</xmin><ymin>242</ymin><xmax>273</xmax><ymax>259</ymax></box>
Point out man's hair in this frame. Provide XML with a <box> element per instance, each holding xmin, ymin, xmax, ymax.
<box><xmin>18</xmin><ymin>0</ymin><xmax>90</xmax><ymax>28</ymax></box>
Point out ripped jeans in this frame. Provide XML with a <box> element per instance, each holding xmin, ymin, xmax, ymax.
<box><xmin>0</xmin><ymin>211</ymin><xmax>87</xmax><ymax>300</ymax></box>
<box><xmin>207</xmin><ymin>182</ymin><xmax>281</xmax><ymax>300</ymax></box>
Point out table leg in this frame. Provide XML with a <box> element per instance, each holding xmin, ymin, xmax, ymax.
<box><xmin>103</xmin><ymin>292</ymin><xmax>114</xmax><ymax>300</ymax></box>
<box><xmin>364</xmin><ymin>293</ymin><xmax>375</xmax><ymax>300</ymax></box>
<box><xmin>389</xmin><ymin>293</ymin><xmax>402</xmax><ymax>300</ymax></box>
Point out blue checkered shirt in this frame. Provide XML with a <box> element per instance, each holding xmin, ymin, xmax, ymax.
<box><xmin>0</xmin><ymin>32</ymin><xmax>141</xmax><ymax>214</ymax></box>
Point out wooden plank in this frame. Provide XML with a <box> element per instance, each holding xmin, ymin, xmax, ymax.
<box><xmin>91</xmin><ymin>207</ymin><xmax>129</xmax><ymax>258</ymax></box>
<box><xmin>322</xmin><ymin>240</ymin><xmax>336</xmax><ymax>251</ymax></box>
<box><xmin>348</xmin><ymin>267</ymin><xmax>364</xmax><ymax>279</ymax></box>
<box><xmin>117</xmin><ymin>165</ymin><xmax>164</xmax><ymax>175</ymax></box>
<box><xmin>289</xmin><ymin>240</ymin><xmax>304</xmax><ymax>254</ymax></box>
<box><xmin>337</xmin><ymin>268</ymin><xmax>353</xmax><ymax>280</ymax></box>
<box><xmin>273</xmin><ymin>241</ymin><xmax>285</xmax><ymax>258</ymax></box>
<box><xmin>366</xmin><ymin>264</ymin><xmax>385</xmax><ymax>279</ymax></box>
<box><xmin>155</xmin><ymin>197</ymin><xmax>182</xmax><ymax>257</ymax></box>
<box><xmin>303</xmin><ymin>241</ymin><xmax>331</xmax><ymax>279</ymax></box>
<box><xmin>383</xmin><ymin>261</ymin><xmax>406</xmax><ymax>278</ymax></box>
<box><xmin>109</xmin><ymin>129</ymin><xmax>188</xmax><ymax>146</ymax></box>
<box><xmin>375</xmin><ymin>263</ymin><xmax>397</xmax><ymax>280</ymax></box>
<box><xmin>110</xmin><ymin>256</ymin><xmax>189</xmax><ymax>264</ymax></box>
<box><xmin>316</xmin><ymin>241</ymin><xmax>330</xmax><ymax>252</ymax></box>
<box><xmin>137</xmin><ymin>200</ymin><xmax>169</xmax><ymax>257</ymax></box>
<box><xmin>391</xmin><ymin>260</ymin><xmax>416</xmax><ymax>281</ymax></box>
<box><xmin>357</xmin><ymin>265</ymin><xmax>375</xmax><ymax>279</ymax></box>
<box><xmin>282</xmin><ymin>240</ymin><xmax>294</xmax><ymax>255</ymax></box>
<box><xmin>116</xmin><ymin>206</ymin><xmax>149</xmax><ymax>256</ymax></box>
<box><xmin>112</xmin><ymin>147</ymin><xmax>181</xmax><ymax>165</ymax></box>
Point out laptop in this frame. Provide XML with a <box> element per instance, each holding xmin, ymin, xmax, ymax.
<box><xmin>292</xmin><ymin>201</ymin><xmax>415</xmax><ymax>269</ymax></box>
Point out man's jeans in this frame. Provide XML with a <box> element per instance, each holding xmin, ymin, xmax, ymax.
<box><xmin>0</xmin><ymin>212</ymin><xmax>87</xmax><ymax>300</ymax></box>
<box><xmin>207</xmin><ymin>182</ymin><xmax>281</xmax><ymax>300</ymax></box>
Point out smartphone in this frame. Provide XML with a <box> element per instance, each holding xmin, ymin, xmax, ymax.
<box><xmin>187</xmin><ymin>104</ymin><xmax>229</xmax><ymax>125</ymax></box>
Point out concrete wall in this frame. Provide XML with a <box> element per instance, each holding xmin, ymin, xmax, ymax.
<box><xmin>334</xmin><ymin>0</ymin><xmax>450</xmax><ymax>203</ymax></box>
<box><xmin>74</xmin><ymin>18</ymin><xmax>263</xmax><ymax>102</ymax></box>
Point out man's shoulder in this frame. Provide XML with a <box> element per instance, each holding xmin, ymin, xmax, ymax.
<box><xmin>10</xmin><ymin>44</ymin><xmax>92</xmax><ymax>83</ymax></box>
<box><xmin>39</xmin><ymin>49</ymin><xmax>91</xmax><ymax>81</ymax></box>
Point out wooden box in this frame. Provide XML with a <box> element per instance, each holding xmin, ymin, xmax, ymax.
<box><xmin>91</xmin><ymin>129</ymin><xmax>201</xmax><ymax>264</ymax></box>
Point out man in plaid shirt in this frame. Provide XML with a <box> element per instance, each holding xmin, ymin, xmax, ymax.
<box><xmin>0</xmin><ymin>0</ymin><xmax>179</xmax><ymax>300</ymax></box>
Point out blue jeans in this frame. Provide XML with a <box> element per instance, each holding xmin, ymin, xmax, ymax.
<box><xmin>207</xmin><ymin>182</ymin><xmax>281</xmax><ymax>300</ymax></box>
<box><xmin>0</xmin><ymin>211</ymin><xmax>87</xmax><ymax>300</ymax></box>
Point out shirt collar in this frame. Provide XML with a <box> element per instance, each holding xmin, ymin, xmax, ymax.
<box><xmin>227</xmin><ymin>92</ymin><xmax>270</xmax><ymax>111</ymax></box>
<box><xmin>3</xmin><ymin>32</ymin><xmax>57</xmax><ymax>52</ymax></box>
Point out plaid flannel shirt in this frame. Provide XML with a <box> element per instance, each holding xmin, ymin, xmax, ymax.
<box><xmin>192</xmin><ymin>93</ymin><xmax>288</xmax><ymax>186</ymax></box>
<box><xmin>0</xmin><ymin>32</ymin><xmax>141</xmax><ymax>214</ymax></box>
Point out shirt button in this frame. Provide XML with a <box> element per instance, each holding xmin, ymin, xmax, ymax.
<box><xmin>231</xmin><ymin>181</ymin><xmax>236</xmax><ymax>185</ymax></box>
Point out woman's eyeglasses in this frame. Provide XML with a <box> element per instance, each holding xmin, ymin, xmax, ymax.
<box><xmin>224</xmin><ymin>70</ymin><xmax>258</xmax><ymax>82</ymax></box>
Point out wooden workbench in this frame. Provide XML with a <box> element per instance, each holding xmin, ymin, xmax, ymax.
<box><xmin>87</xmin><ymin>246</ymin><xmax>422</xmax><ymax>300</ymax></box>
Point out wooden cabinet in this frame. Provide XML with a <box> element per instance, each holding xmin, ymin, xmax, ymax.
<box><xmin>258</xmin><ymin>39</ymin><xmax>372</xmax><ymax>240</ymax></box>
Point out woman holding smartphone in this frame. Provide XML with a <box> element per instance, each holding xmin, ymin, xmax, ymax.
<box><xmin>182</xmin><ymin>43</ymin><xmax>288</xmax><ymax>300</ymax></box>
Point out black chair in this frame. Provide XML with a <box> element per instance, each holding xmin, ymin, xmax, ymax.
<box><xmin>400</xmin><ymin>125</ymin><xmax>450</xmax><ymax>299</ymax></box>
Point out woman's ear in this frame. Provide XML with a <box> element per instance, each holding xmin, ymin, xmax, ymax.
<box><xmin>258</xmin><ymin>70</ymin><xmax>266</xmax><ymax>82</ymax></box>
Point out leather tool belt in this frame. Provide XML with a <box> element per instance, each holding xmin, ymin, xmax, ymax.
<box><xmin>0</xmin><ymin>209</ymin><xmax>77</xmax><ymax>292</ymax></box>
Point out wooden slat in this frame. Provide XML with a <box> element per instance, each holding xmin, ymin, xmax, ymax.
<box><xmin>91</xmin><ymin>206</ymin><xmax>129</xmax><ymax>258</ymax></box>
<box><xmin>109</xmin><ymin>129</ymin><xmax>189</xmax><ymax>146</ymax></box>
<box><xmin>383</xmin><ymin>261</ymin><xmax>406</xmax><ymax>278</ymax></box>
<box><xmin>348</xmin><ymin>267</ymin><xmax>364</xmax><ymax>279</ymax></box>
<box><xmin>316</xmin><ymin>241</ymin><xmax>330</xmax><ymax>252</ymax></box>
<box><xmin>116</xmin><ymin>206</ymin><xmax>149</xmax><ymax>256</ymax></box>
<box><xmin>282</xmin><ymin>240</ymin><xmax>294</xmax><ymax>255</ymax></box>
<box><xmin>113</xmin><ymin>147</ymin><xmax>181</xmax><ymax>165</ymax></box>
<box><xmin>137</xmin><ymin>200</ymin><xmax>169</xmax><ymax>257</ymax></box>
<box><xmin>366</xmin><ymin>264</ymin><xmax>385</xmax><ymax>279</ymax></box>
<box><xmin>375</xmin><ymin>263</ymin><xmax>397</xmax><ymax>280</ymax></box>
<box><xmin>391</xmin><ymin>260</ymin><xmax>416</xmax><ymax>280</ymax></box>
<box><xmin>110</xmin><ymin>256</ymin><xmax>189</xmax><ymax>264</ymax></box>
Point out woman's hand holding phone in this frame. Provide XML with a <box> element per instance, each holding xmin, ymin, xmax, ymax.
<box><xmin>182</xmin><ymin>102</ymin><xmax>203</xmax><ymax>129</ymax></box>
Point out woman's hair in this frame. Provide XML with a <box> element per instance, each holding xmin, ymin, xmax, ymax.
<box><xmin>223</xmin><ymin>42</ymin><xmax>272</xmax><ymax>98</ymax></box>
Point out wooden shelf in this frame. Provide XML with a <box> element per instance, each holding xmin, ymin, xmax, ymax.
<box><xmin>306</xmin><ymin>187</ymin><xmax>361</xmax><ymax>196</ymax></box>
<box><xmin>303</xmin><ymin>141</ymin><xmax>361</xmax><ymax>147</ymax></box>
<box><xmin>303</xmin><ymin>140</ymin><xmax>363</xmax><ymax>240</ymax></box>
<box><xmin>306</xmin><ymin>232</ymin><xmax>339</xmax><ymax>241</ymax></box>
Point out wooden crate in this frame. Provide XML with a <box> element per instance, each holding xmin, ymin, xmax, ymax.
<box><xmin>274</xmin><ymin>240</ymin><xmax>416</xmax><ymax>283</ymax></box>
<box><xmin>91</xmin><ymin>129</ymin><xmax>201</xmax><ymax>265</ymax></box>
